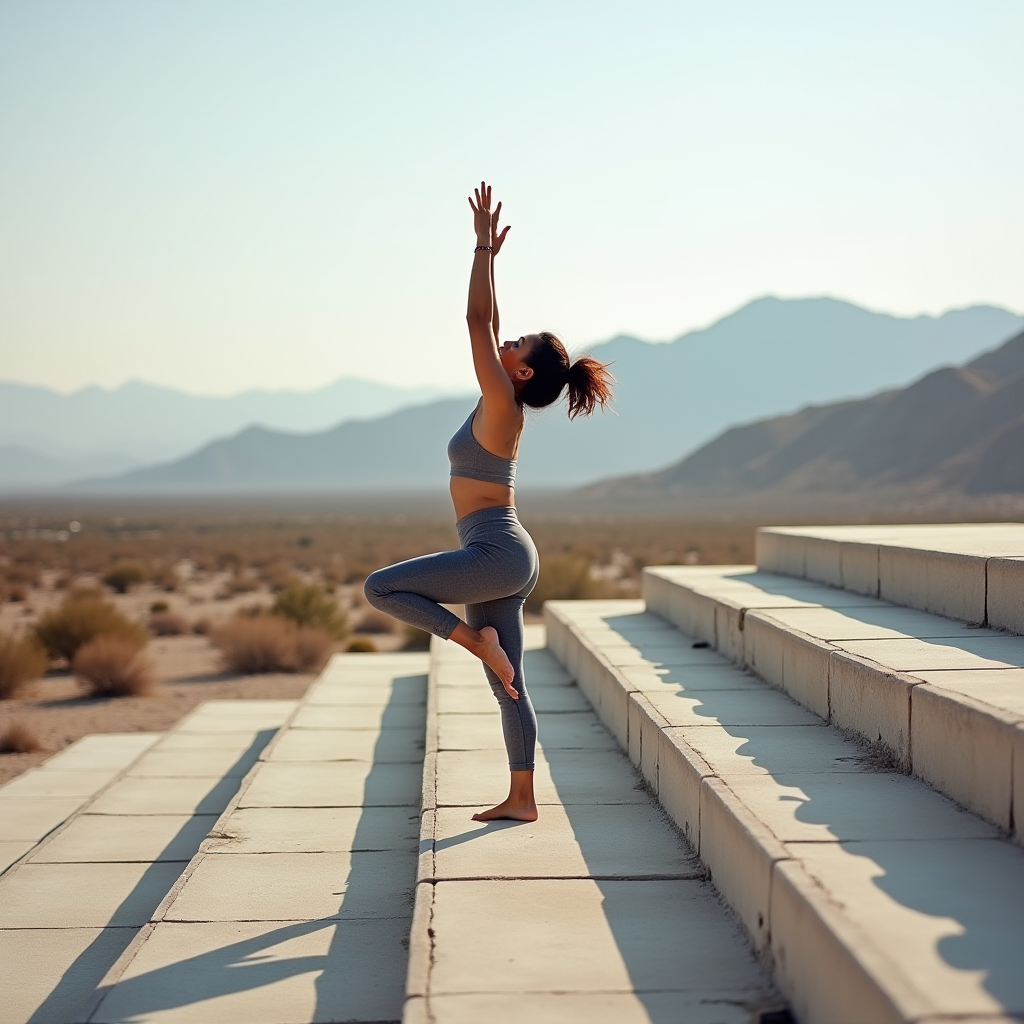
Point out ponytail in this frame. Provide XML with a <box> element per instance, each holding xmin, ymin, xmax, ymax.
<box><xmin>519</xmin><ymin>331</ymin><xmax>615</xmax><ymax>418</ymax></box>
<box><xmin>565</xmin><ymin>355</ymin><xmax>615</xmax><ymax>420</ymax></box>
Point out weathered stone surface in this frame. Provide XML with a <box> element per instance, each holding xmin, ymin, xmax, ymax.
<box><xmin>33</xmin><ymin>814</ymin><xmax>218</xmax><ymax>863</ymax></box>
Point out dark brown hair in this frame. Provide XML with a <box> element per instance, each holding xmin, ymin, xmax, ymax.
<box><xmin>518</xmin><ymin>332</ymin><xmax>615</xmax><ymax>419</ymax></box>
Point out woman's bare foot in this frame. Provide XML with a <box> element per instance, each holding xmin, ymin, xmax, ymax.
<box><xmin>451</xmin><ymin>622</ymin><xmax>518</xmax><ymax>698</ymax></box>
<box><xmin>475</xmin><ymin>626</ymin><xmax>517</xmax><ymax>698</ymax></box>
<box><xmin>472</xmin><ymin>798</ymin><xmax>538</xmax><ymax>822</ymax></box>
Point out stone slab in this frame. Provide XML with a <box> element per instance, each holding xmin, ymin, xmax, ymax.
<box><xmin>435</xmin><ymin>749</ymin><xmax>648</xmax><ymax>807</ymax></box>
<box><xmin>724</xmin><ymin>772</ymin><xmax>998</xmax><ymax>844</ymax></box>
<box><xmin>431</xmin><ymin>803</ymin><xmax>698</xmax><ymax>880</ymax></box>
<box><xmin>618</xmin><ymin>663</ymin><xmax>760</xmax><ymax>694</ymax></box>
<box><xmin>912</xmin><ymin>667</ymin><xmax>1024</xmax><ymax>715</ymax></box>
<box><xmin>290</xmin><ymin>703</ymin><xmax>426</xmax><ymax>730</ymax></box>
<box><xmin>786</xmin><ymin>838</ymin><xmax>1024</xmax><ymax>1018</ymax></box>
<box><xmin>0</xmin><ymin>861</ymin><xmax>183</xmax><ymax>927</ymax></box>
<box><xmin>0</xmin><ymin>839</ymin><xmax>33</xmax><ymax>872</ymax></box>
<box><xmin>266</xmin><ymin>727</ymin><xmax>424</xmax><ymax>763</ymax></box>
<box><xmin>32</xmin><ymin>814</ymin><xmax>219</xmax><ymax>863</ymax></box>
<box><xmin>304</xmin><ymin>681</ymin><xmax>426</xmax><ymax>707</ymax></box>
<box><xmin>152</xmin><ymin>730</ymin><xmax>270</xmax><ymax>750</ymax></box>
<box><xmin>206</xmin><ymin>806</ymin><xmax>419</xmax><ymax>854</ymax></box>
<box><xmin>755</xmin><ymin>605</ymin><xmax>993</xmax><ymax>641</ymax></box>
<box><xmin>833</xmin><ymin>635</ymin><xmax>1024</xmax><ymax>671</ymax></box>
<box><xmin>239</xmin><ymin>761</ymin><xmax>421</xmax><ymax>808</ymax></box>
<box><xmin>670</xmin><ymin>724</ymin><xmax>863</xmax><ymax>777</ymax></box>
<box><xmin>90</xmin><ymin>918</ymin><xmax>410</xmax><ymax>1024</ymax></box>
<box><xmin>437</xmin><ymin>711</ymin><xmax>617</xmax><ymax>751</ymax></box>
<box><xmin>89</xmin><ymin>776</ymin><xmax>240</xmax><ymax>816</ymax></box>
<box><xmin>422</xmin><ymin>991</ymin><xmax>764</xmax><ymax>1024</ymax></box>
<box><xmin>988</xmin><ymin>556</ymin><xmax>1024</xmax><ymax>635</ymax></box>
<box><xmin>165</xmin><ymin>850</ymin><xmax>415</xmax><ymax>921</ymax></box>
<box><xmin>127</xmin><ymin>747</ymin><xmax>263</xmax><ymax>779</ymax></box>
<box><xmin>0</xmin><ymin>796</ymin><xmax>84</xmax><ymax>843</ymax></box>
<box><xmin>0</xmin><ymin>926</ymin><xmax>141</xmax><ymax>1024</ymax></box>
<box><xmin>428</xmin><ymin>878</ymin><xmax>768</xmax><ymax>996</ymax></box>
<box><xmin>0</xmin><ymin>768</ymin><xmax>123</xmax><ymax>799</ymax></box>
<box><xmin>643</xmin><ymin>686</ymin><xmax>820</xmax><ymax>729</ymax></box>
<box><xmin>32</xmin><ymin>732</ymin><xmax>162</xmax><ymax>772</ymax></box>
<box><xmin>184</xmin><ymin>699</ymin><xmax>297</xmax><ymax>718</ymax></box>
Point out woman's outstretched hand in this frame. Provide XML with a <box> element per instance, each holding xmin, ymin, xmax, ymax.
<box><xmin>468</xmin><ymin>181</ymin><xmax>511</xmax><ymax>254</ymax></box>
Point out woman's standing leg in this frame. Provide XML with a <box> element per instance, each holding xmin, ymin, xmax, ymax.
<box><xmin>465</xmin><ymin>593</ymin><xmax>539</xmax><ymax>821</ymax></box>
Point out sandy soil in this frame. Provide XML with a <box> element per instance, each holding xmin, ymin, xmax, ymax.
<box><xmin>0</xmin><ymin>634</ymin><xmax>315</xmax><ymax>785</ymax></box>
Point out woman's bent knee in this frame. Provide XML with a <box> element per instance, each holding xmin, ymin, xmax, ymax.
<box><xmin>363</xmin><ymin>570</ymin><xmax>388</xmax><ymax>609</ymax></box>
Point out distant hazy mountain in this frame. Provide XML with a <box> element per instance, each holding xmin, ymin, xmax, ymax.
<box><xmin>74</xmin><ymin>297</ymin><xmax>1023</xmax><ymax>493</ymax></box>
<box><xmin>79</xmin><ymin>399</ymin><xmax>476</xmax><ymax>492</ymax></box>
<box><xmin>0</xmin><ymin>377</ymin><xmax>466</xmax><ymax>468</ymax></box>
<box><xmin>0</xmin><ymin>445</ymin><xmax>138</xmax><ymax>488</ymax></box>
<box><xmin>584</xmin><ymin>328</ymin><xmax>1024</xmax><ymax>504</ymax></box>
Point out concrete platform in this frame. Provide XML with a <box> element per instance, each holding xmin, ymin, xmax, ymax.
<box><xmin>757</xmin><ymin>523</ymin><xmax>1024</xmax><ymax>633</ymax></box>
<box><xmin>547</xmin><ymin>599</ymin><xmax>1024</xmax><ymax>1024</ymax></box>
<box><xmin>644</xmin><ymin>563</ymin><xmax>1024</xmax><ymax>837</ymax></box>
<box><xmin>408</xmin><ymin>629</ymin><xmax>781</xmax><ymax>1024</ymax></box>
<box><xmin>1</xmin><ymin>702</ymin><xmax>294</xmax><ymax>1024</ymax></box>
<box><xmin>83</xmin><ymin>653</ymin><xmax>428</xmax><ymax>1024</ymax></box>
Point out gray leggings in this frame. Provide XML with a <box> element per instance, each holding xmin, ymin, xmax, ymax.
<box><xmin>363</xmin><ymin>506</ymin><xmax>540</xmax><ymax>772</ymax></box>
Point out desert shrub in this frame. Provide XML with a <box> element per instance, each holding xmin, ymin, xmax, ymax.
<box><xmin>524</xmin><ymin>555</ymin><xmax>609</xmax><ymax>614</ymax></box>
<box><xmin>212</xmin><ymin>616</ymin><xmax>332</xmax><ymax>674</ymax></box>
<box><xmin>149</xmin><ymin>611</ymin><xmax>189</xmax><ymax>636</ymax></box>
<box><xmin>72</xmin><ymin>636</ymin><xmax>155</xmax><ymax>697</ymax></box>
<box><xmin>354</xmin><ymin>608</ymin><xmax>397</xmax><ymax>634</ymax></box>
<box><xmin>401</xmin><ymin>624</ymin><xmax>432</xmax><ymax>651</ymax></box>
<box><xmin>103</xmin><ymin>561</ymin><xmax>148</xmax><ymax>593</ymax></box>
<box><xmin>0</xmin><ymin>720</ymin><xmax>44</xmax><ymax>753</ymax></box>
<box><xmin>150</xmin><ymin>563</ymin><xmax>180</xmax><ymax>592</ymax></box>
<box><xmin>272</xmin><ymin>582</ymin><xmax>347</xmax><ymax>637</ymax></box>
<box><xmin>6</xmin><ymin>584</ymin><xmax>28</xmax><ymax>603</ymax></box>
<box><xmin>150</xmin><ymin>600</ymin><xmax>170</xmax><ymax>613</ymax></box>
<box><xmin>0</xmin><ymin>633</ymin><xmax>50</xmax><ymax>699</ymax></box>
<box><xmin>346</xmin><ymin>637</ymin><xmax>378</xmax><ymax>653</ymax></box>
<box><xmin>34</xmin><ymin>592</ymin><xmax>148</xmax><ymax>661</ymax></box>
<box><xmin>294</xmin><ymin>627</ymin><xmax>333</xmax><ymax>671</ymax></box>
<box><xmin>261</xmin><ymin>561</ymin><xmax>296</xmax><ymax>592</ymax></box>
<box><xmin>226</xmin><ymin>573</ymin><xmax>260</xmax><ymax>594</ymax></box>
<box><xmin>192</xmin><ymin>617</ymin><xmax>213</xmax><ymax>635</ymax></box>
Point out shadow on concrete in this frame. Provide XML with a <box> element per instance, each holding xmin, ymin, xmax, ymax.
<box><xmin>27</xmin><ymin>728</ymin><xmax>278</xmax><ymax>1024</ymax></box>
<box><xmin>81</xmin><ymin>673</ymin><xmax>426</xmax><ymax>1024</ymax></box>
<box><xmin>600</xmin><ymin>611</ymin><xmax>1024</xmax><ymax>1016</ymax></box>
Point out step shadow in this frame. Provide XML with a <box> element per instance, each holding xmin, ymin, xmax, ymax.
<box><xmin>26</xmin><ymin>728</ymin><xmax>278</xmax><ymax>1024</ymax></box>
<box><xmin>604</xmin><ymin>616</ymin><xmax>1024</xmax><ymax>1015</ymax></box>
<box><xmin>82</xmin><ymin>673</ymin><xmax>426</xmax><ymax>1024</ymax></box>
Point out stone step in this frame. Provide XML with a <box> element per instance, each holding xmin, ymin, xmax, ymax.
<box><xmin>1</xmin><ymin>700</ymin><xmax>296</xmax><ymax>1024</ymax></box>
<box><xmin>407</xmin><ymin>625</ymin><xmax>784</xmax><ymax>1024</ymax></box>
<box><xmin>545</xmin><ymin>599</ymin><xmax>1024</xmax><ymax>1024</ymax></box>
<box><xmin>756</xmin><ymin>523</ymin><xmax>1024</xmax><ymax>634</ymax></box>
<box><xmin>0</xmin><ymin>732</ymin><xmax>164</xmax><ymax>874</ymax></box>
<box><xmin>82</xmin><ymin>654</ymin><xmax>429</xmax><ymax>1024</ymax></box>
<box><xmin>643</xmin><ymin>564</ymin><xmax>1024</xmax><ymax>839</ymax></box>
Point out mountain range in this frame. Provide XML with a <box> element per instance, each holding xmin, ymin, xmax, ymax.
<box><xmin>0</xmin><ymin>377</ymin><xmax>463</xmax><ymax>485</ymax></box>
<box><xmin>9</xmin><ymin>296</ymin><xmax>1022</xmax><ymax>493</ymax></box>
<box><xmin>583</xmin><ymin>328</ymin><xmax>1024</xmax><ymax>507</ymax></box>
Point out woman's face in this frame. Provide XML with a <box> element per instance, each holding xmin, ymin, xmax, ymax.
<box><xmin>500</xmin><ymin>334</ymin><xmax>539</xmax><ymax>378</ymax></box>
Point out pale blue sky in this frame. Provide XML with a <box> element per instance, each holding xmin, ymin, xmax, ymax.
<box><xmin>1</xmin><ymin>0</ymin><xmax>1021</xmax><ymax>394</ymax></box>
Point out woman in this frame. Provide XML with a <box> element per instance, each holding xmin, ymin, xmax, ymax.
<box><xmin>364</xmin><ymin>182</ymin><xmax>613</xmax><ymax>821</ymax></box>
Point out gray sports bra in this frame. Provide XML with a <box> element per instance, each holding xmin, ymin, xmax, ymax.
<box><xmin>447</xmin><ymin>402</ymin><xmax>517</xmax><ymax>487</ymax></box>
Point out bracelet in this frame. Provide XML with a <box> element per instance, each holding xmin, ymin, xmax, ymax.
<box><xmin>474</xmin><ymin>245</ymin><xmax>494</xmax><ymax>252</ymax></box>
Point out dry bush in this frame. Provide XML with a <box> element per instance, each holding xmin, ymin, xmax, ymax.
<box><xmin>72</xmin><ymin>636</ymin><xmax>155</xmax><ymax>697</ymax></box>
<box><xmin>402</xmin><ymin>625</ymin><xmax>432</xmax><ymax>651</ymax></box>
<box><xmin>226</xmin><ymin>573</ymin><xmax>260</xmax><ymax>594</ymax></box>
<box><xmin>6</xmin><ymin>583</ymin><xmax>28</xmax><ymax>603</ymax></box>
<box><xmin>293</xmin><ymin>627</ymin><xmax>333</xmax><ymax>672</ymax></box>
<box><xmin>354</xmin><ymin>608</ymin><xmax>397</xmax><ymax>635</ymax></box>
<box><xmin>150</xmin><ymin>600</ymin><xmax>170</xmax><ymax>613</ymax></box>
<box><xmin>212</xmin><ymin>616</ymin><xmax>331</xmax><ymax>674</ymax></box>
<box><xmin>261</xmin><ymin>561</ymin><xmax>296</xmax><ymax>592</ymax></box>
<box><xmin>272</xmin><ymin>582</ymin><xmax>347</xmax><ymax>637</ymax></box>
<box><xmin>346</xmin><ymin>637</ymin><xmax>378</xmax><ymax>653</ymax></box>
<box><xmin>0</xmin><ymin>633</ymin><xmax>50</xmax><ymax>699</ymax></box>
<box><xmin>150</xmin><ymin>563</ymin><xmax>180</xmax><ymax>592</ymax></box>
<box><xmin>149</xmin><ymin>611</ymin><xmax>189</xmax><ymax>636</ymax></box>
<box><xmin>34</xmin><ymin>592</ymin><xmax>148</xmax><ymax>662</ymax></box>
<box><xmin>524</xmin><ymin>555</ymin><xmax>611</xmax><ymax>614</ymax></box>
<box><xmin>0</xmin><ymin>720</ymin><xmax>44</xmax><ymax>753</ymax></box>
<box><xmin>103</xmin><ymin>561</ymin><xmax>149</xmax><ymax>594</ymax></box>
<box><xmin>192</xmin><ymin>617</ymin><xmax>213</xmax><ymax>635</ymax></box>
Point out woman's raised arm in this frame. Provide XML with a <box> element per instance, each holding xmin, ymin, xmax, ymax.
<box><xmin>467</xmin><ymin>182</ymin><xmax>515</xmax><ymax>410</ymax></box>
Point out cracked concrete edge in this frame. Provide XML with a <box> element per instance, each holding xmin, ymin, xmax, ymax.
<box><xmin>0</xmin><ymin>732</ymin><xmax>166</xmax><ymax>882</ymax></box>
<box><xmin>404</xmin><ymin>641</ymin><xmax>443</xmax><ymax>1019</ymax></box>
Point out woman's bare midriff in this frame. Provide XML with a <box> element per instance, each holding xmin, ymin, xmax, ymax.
<box><xmin>450</xmin><ymin>475</ymin><xmax>515</xmax><ymax>521</ymax></box>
